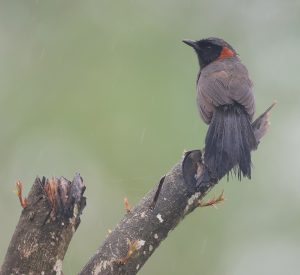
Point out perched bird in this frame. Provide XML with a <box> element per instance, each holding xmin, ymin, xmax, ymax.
<box><xmin>183</xmin><ymin>37</ymin><xmax>257</xmax><ymax>182</ymax></box>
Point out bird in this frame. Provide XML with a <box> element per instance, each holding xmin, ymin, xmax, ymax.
<box><xmin>183</xmin><ymin>37</ymin><xmax>257</xmax><ymax>184</ymax></box>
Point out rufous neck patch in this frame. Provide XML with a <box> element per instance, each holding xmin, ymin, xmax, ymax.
<box><xmin>218</xmin><ymin>47</ymin><xmax>235</xmax><ymax>60</ymax></box>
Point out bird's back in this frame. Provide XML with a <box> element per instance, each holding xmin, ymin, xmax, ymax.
<box><xmin>197</xmin><ymin>57</ymin><xmax>255</xmax><ymax>124</ymax></box>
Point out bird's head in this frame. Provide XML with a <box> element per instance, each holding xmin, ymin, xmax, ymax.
<box><xmin>183</xmin><ymin>37</ymin><xmax>237</xmax><ymax>68</ymax></box>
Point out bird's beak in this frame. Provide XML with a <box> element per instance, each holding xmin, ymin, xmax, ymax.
<box><xmin>182</xmin><ymin>39</ymin><xmax>198</xmax><ymax>49</ymax></box>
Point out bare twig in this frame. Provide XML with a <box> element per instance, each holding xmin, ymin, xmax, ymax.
<box><xmin>199</xmin><ymin>190</ymin><xmax>225</xmax><ymax>208</ymax></box>
<box><xmin>124</xmin><ymin>198</ymin><xmax>131</xmax><ymax>214</ymax></box>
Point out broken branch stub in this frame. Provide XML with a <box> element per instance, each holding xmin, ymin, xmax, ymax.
<box><xmin>0</xmin><ymin>174</ymin><xmax>86</xmax><ymax>275</ymax></box>
<box><xmin>0</xmin><ymin>102</ymin><xmax>275</xmax><ymax>275</ymax></box>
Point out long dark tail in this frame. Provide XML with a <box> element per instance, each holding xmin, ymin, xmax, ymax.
<box><xmin>204</xmin><ymin>103</ymin><xmax>257</xmax><ymax>181</ymax></box>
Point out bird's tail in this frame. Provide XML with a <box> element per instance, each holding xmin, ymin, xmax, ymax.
<box><xmin>204</xmin><ymin>103</ymin><xmax>257</xmax><ymax>181</ymax></box>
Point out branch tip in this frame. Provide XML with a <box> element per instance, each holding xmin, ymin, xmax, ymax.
<box><xmin>117</xmin><ymin>239</ymin><xmax>146</xmax><ymax>264</ymax></box>
<box><xmin>16</xmin><ymin>180</ymin><xmax>27</xmax><ymax>208</ymax></box>
<box><xmin>198</xmin><ymin>190</ymin><xmax>225</xmax><ymax>208</ymax></box>
<box><xmin>124</xmin><ymin>197</ymin><xmax>131</xmax><ymax>213</ymax></box>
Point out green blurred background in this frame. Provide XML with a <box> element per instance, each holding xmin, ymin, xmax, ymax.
<box><xmin>0</xmin><ymin>0</ymin><xmax>299</xmax><ymax>274</ymax></box>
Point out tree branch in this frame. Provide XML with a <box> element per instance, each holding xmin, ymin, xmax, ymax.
<box><xmin>0</xmin><ymin>174</ymin><xmax>86</xmax><ymax>275</ymax></box>
<box><xmin>0</xmin><ymin>103</ymin><xmax>275</xmax><ymax>275</ymax></box>
<box><xmin>79</xmin><ymin>103</ymin><xmax>275</xmax><ymax>275</ymax></box>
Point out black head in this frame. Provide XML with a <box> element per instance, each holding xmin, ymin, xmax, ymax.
<box><xmin>183</xmin><ymin>37</ymin><xmax>237</xmax><ymax>68</ymax></box>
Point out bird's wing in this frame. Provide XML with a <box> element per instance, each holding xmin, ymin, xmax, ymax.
<box><xmin>197</xmin><ymin>62</ymin><xmax>255</xmax><ymax>122</ymax></box>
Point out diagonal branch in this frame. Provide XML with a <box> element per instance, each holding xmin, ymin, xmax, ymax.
<box><xmin>0</xmin><ymin>103</ymin><xmax>275</xmax><ymax>275</ymax></box>
<box><xmin>79</xmin><ymin>103</ymin><xmax>275</xmax><ymax>275</ymax></box>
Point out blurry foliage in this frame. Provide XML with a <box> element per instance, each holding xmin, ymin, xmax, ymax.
<box><xmin>0</xmin><ymin>1</ymin><xmax>300</xmax><ymax>274</ymax></box>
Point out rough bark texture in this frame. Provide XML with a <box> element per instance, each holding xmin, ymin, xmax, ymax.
<box><xmin>79</xmin><ymin>103</ymin><xmax>275</xmax><ymax>275</ymax></box>
<box><xmin>1</xmin><ymin>103</ymin><xmax>275</xmax><ymax>275</ymax></box>
<box><xmin>79</xmin><ymin>151</ymin><xmax>207</xmax><ymax>275</ymax></box>
<box><xmin>0</xmin><ymin>174</ymin><xmax>86</xmax><ymax>275</ymax></box>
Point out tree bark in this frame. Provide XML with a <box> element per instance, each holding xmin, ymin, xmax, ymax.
<box><xmin>0</xmin><ymin>174</ymin><xmax>86</xmax><ymax>275</ymax></box>
<box><xmin>79</xmin><ymin>150</ymin><xmax>211</xmax><ymax>275</ymax></box>
<box><xmin>0</xmin><ymin>103</ymin><xmax>275</xmax><ymax>275</ymax></box>
<box><xmin>79</xmin><ymin>103</ymin><xmax>276</xmax><ymax>275</ymax></box>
